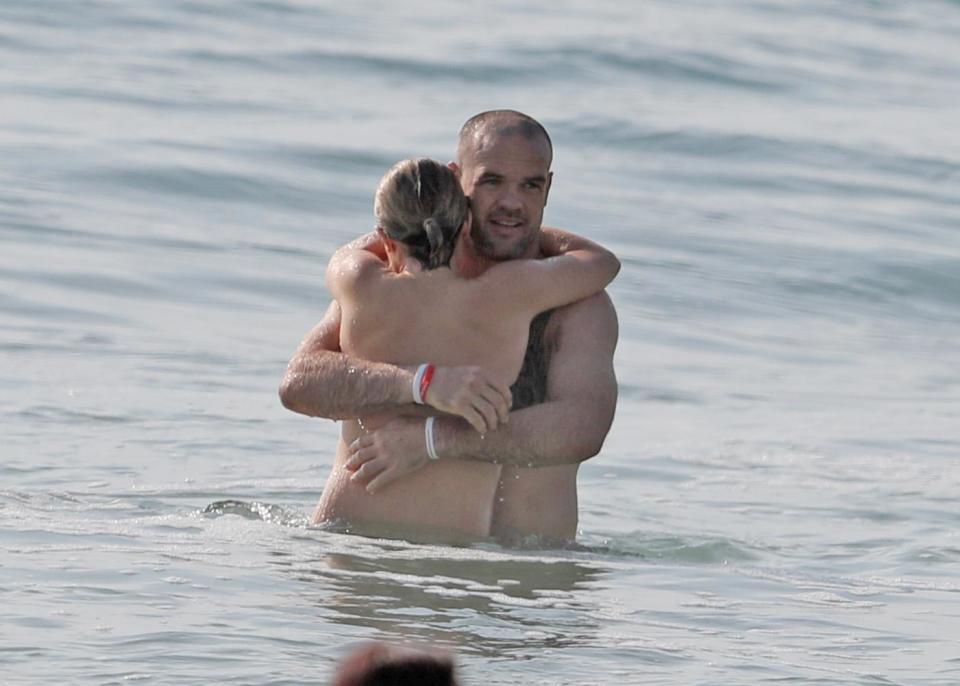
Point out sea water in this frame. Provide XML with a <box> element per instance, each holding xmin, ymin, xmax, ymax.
<box><xmin>2</xmin><ymin>1</ymin><xmax>959</xmax><ymax>684</ymax></box>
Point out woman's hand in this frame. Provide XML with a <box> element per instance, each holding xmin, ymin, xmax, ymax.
<box><xmin>423</xmin><ymin>366</ymin><xmax>511</xmax><ymax>434</ymax></box>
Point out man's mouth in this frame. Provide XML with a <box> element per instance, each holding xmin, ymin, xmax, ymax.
<box><xmin>489</xmin><ymin>217</ymin><xmax>524</xmax><ymax>229</ymax></box>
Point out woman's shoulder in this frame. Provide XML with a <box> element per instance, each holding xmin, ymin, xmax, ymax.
<box><xmin>325</xmin><ymin>247</ymin><xmax>390</xmax><ymax>301</ymax></box>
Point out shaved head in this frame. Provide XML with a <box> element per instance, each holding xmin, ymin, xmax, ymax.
<box><xmin>454</xmin><ymin>110</ymin><xmax>554</xmax><ymax>262</ymax></box>
<box><xmin>457</xmin><ymin>110</ymin><xmax>553</xmax><ymax>168</ymax></box>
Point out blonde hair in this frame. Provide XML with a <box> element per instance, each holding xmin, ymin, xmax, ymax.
<box><xmin>374</xmin><ymin>158</ymin><xmax>468</xmax><ymax>270</ymax></box>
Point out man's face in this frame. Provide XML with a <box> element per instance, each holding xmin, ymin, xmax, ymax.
<box><xmin>458</xmin><ymin>132</ymin><xmax>552</xmax><ymax>261</ymax></box>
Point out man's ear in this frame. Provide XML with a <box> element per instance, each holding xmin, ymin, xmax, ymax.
<box><xmin>447</xmin><ymin>161</ymin><xmax>461</xmax><ymax>179</ymax></box>
<box><xmin>451</xmin><ymin>210</ymin><xmax>475</xmax><ymax>269</ymax></box>
<box><xmin>543</xmin><ymin>171</ymin><xmax>553</xmax><ymax>207</ymax></box>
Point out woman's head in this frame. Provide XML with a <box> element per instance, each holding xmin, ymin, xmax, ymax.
<box><xmin>374</xmin><ymin>158</ymin><xmax>468</xmax><ymax>270</ymax></box>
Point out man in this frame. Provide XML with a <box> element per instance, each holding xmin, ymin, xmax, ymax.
<box><xmin>279</xmin><ymin>110</ymin><xmax>619</xmax><ymax>543</ymax></box>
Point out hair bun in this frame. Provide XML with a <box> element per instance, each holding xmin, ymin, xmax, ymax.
<box><xmin>374</xmin><ymin>158</ymin><xmax>467</xmax><ymax>270</ymax></box>
<box><xmin>423</xmin><ymin>217</ymin><xmax>444</xmax><ymax>256</ymax></box>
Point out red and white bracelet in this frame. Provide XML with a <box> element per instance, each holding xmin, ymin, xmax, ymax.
<box><xmin>412</xmin><ymin>363</ymin><xmax>436</xmax><ymax>404</ymax></box>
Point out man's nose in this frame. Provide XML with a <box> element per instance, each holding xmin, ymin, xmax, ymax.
<box><xmin>497</xmin><ymin>186</ymin><xmax>523</xmax><ymax>212</ymax></box>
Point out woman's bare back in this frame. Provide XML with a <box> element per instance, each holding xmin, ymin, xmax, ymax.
<box><xmin>314</xmin><ymin>265</ymin><xmax>533</xmax><ymax>540</ymax></box>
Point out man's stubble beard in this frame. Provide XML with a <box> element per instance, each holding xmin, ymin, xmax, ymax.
<box><xmin>472</xmin><ymin>221</ymin><xmax>540</xmax><ymax>262</ymax></box>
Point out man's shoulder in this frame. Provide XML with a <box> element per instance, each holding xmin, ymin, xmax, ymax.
<box><xmin>546</xmin><ymin>290</ymin><xmax>618</xmax><ymax>341</ymax></box>
<box><xmin>554</xmin><ymin>290</ymin><xmax>616</xmax><ymax>315</ymax></box>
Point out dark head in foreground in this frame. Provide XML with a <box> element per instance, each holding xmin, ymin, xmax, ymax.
<box><xmin>332</xmin><ymin>641</ymin><xmax>459</xmax><ymax>686</ymax></box>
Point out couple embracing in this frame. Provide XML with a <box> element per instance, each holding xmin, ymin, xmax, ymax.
<box><xmin>280</xmin><ymin>110</ymin><xmax>620</xmax><ymax>545</ymax></box>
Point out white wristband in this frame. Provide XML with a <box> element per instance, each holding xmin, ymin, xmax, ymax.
<box><xmin>412</xmin><ymin>363</ymin><xmax>429</xmax><ymax>404</ymax></box>
<box><xmin>425</xmin><ymin>416</ymin><xmax>439</xmax><ymax>461</ymax></box>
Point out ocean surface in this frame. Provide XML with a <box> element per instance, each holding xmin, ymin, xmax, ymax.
<box><xmin>2</xmin><ymin>1</ymin><xmax>959</xmax><ymax>684</ymax></box>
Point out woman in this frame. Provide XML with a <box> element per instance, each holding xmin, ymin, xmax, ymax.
<box><xmin>315</xmin><ymin>158</ymin><xmax>619</xmax><ymax>541</ymax></box>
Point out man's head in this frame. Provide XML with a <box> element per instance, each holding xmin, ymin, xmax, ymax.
<box><xmin>453</xmin><ymin>110</ymin><xmax>553</xmax><ymax>262</ymax></box>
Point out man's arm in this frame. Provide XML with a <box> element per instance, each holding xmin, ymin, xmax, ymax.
<box><xmin>345</xmin><ymin>291</ymin><xmax>618</xmax><ymax>490</ymax></box>
<box><xmin>279</xmin><ymin>230</ymin><xmax>411</xmax><ymax>418</ymax></box>
<box><xmin>437</xmin><ymin>290</ymin><xmax>618</xmax><ymax>464</ymax></box>
<box><xmin>278</xmin><ymin>299</ymin><xmax>418</xmax><ymax>420</ymax></box>
<box><xmin>279</xmin><ymin>251</ymin><xmax>512</xmax><ymax>428</ymax></box>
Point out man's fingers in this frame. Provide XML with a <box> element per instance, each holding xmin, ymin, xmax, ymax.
<box><xmin>345</xmin><ymin>447</ymin><xmax>375</xmax><ymax>471</ymax></box>
<box><xmin>366</xmin><ymin>467</ymin><xmax>399</xmax><ymax>494</ymax></box>
<box><xmin>347</xmin><ymin>434</ymin><xmax>372</xmax><ymax>453</ymax></box>
<box><xmin>345</xmin><ymin>438</ymin><xmax>376</xmax><ymax>471</ymax></box>
<box><xmin>350</xmin><ymin>458</ymin><xmax>386</xmax><ymax>484</ymax></box>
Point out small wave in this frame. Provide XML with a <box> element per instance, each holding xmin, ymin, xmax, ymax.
<box><xmin>521</xmin><ymin>45</ymin><xmax>785</xmax><ymax>92</ymax></box>
<box><xmin>82</xmin><ymin>165</ymin><xmax>327</xmax><ymax>211</ymax></box>
<box><xmin>16</xmin><ymin>405</ymin><xmax>134</xmax><ymax>425</ymax></box>
<box><xmin>579</xmin><ymin>531</ymin><xmax>761</xmax><ymax>564</ymax></box>
<box><xmin>199</xmin><ymin>499</ymin><xmax>309</xmax><ymax>528</ymax></box>
<box><xmin>557</xmin><ymin>116</ymin><xmax>959</xmax><ymax>189</ymax></box>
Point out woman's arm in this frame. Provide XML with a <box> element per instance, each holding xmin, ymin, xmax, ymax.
<box><xmin>479</xmin><ymin>229</ymin><xmax>619</xmax><ymax>316</ymax></box>
<box><xmin>538</xmin><ymin>226</ymin><xmax>600</xmax><ymax>257</ymax></box>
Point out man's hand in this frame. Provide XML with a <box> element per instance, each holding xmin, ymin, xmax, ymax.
<box><xmin>346</xmin><ymin>417</ymin><xmax>431</xmax><ymax>493</ymax></box>
<box><xmin>424</xmin><ymin>367</ymin><xmax>511</xmax><ymax>434</ymax></box>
